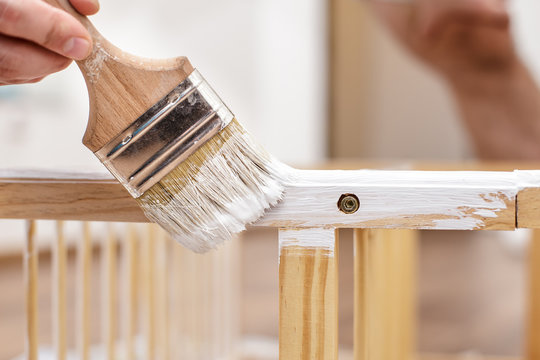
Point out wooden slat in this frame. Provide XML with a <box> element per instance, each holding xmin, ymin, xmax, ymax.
<box><xmin>228</xmin><ymin>237</ymin><xmax>241</xmax><ymax>357</ymax></box>
<box><xmin>278</xmin><ymin>228</ymin><xmax>339</xmax><ymax>359</ymax></box>
<box><xmin>24</xmin><ymin>220</ymin><xmax>38</xmax><ymax>360</ymax></box>
<box><xmin>155</xmin><ymin>228</ymin><xmax>169</xmax><ymax>360</ymax></box>
<box><xmin>169</xmin><ymin>237</ymin><xmax>184</xmax><ymax>359</ymax></box>
<box><xmin>0</xmin><ymin>170</ymin><xmax>527</xmax><ymax>230</ymax></box>
<box><xmin>353</xmin><ymin>229</ymin><xmax>417</xmax><ymax>360</ymax></box>
<box><xmin>77</xmin><ymin>222</ymin><xmax>92</xmax><ymax>360</ymax></box>
<box><xmin>0</xmin><ymin>175</ymin><xmax>143</xmax><ymax>222</ymax></box>
<box><xmin>53</xmin><ymin>221</ymin><xmax>67</xmax><ymax>360</ymax></box>
<box><xmin>528</xmin><ymin>230</ymin><xmax>540</xmax><ymax>360</ymax></box>
<box><xmin>212</xmin><ymin>245</ymin><xmax>224</xmax><ymax>358</ymax></box>
<box><xmin>262</xmin><ymin>170</ymin><xmax>516</xmax><ymax>230</ymax></box>
<box><xmin>123</xmin><ymin>224</ymin><xmax>138</xmax><ymax>360</ymax></box>
<box><xmin>141</xmin><ymin>224</ymin><xmax>156</xmax><ymax>360</ymax></box>
<box><xmin>103</xmin><ymin>224</ymin><xmax>117</xmax><ymax>360</ymax></box>
<box><xmin>218</xmin><ymin>238</ymin><xmax>241</xmax><ymax>358</ymax></box>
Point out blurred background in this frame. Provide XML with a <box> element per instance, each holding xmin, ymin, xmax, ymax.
<box><xmin>1</xmin><ymin>0</ymin><xmax>540</xmax><ymax>358</ymax></box>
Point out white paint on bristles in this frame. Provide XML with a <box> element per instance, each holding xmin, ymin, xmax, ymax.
<box><xmin>137</xmin><ymin>121</ymin><xmax>292</xmax><ymax>254</ymax></box>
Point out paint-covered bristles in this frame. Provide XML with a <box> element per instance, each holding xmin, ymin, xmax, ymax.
<box><xmin>137</xmin><ymin>119</ymin><xmax>290</xmax><ymax>253</ymax></box>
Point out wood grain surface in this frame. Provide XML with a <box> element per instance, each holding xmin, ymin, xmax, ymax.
<box><xmin>278</xmin><ymin>228</ymin><xmax>339</xmax><ymax>360</ymax></box>
<box><xmin>0</xmin><ymin>169</ymin><xmax>536</xmax><ymax>231</ymax></box>
<box><xmin>354</xmin><ymin>229</ymin><xmax>418</xmax><ymax>360</ymax></box>
<box><xmin>527</xmin><ymin>230</ymin><xmax>540</xmax><ymax>360</ymax></box>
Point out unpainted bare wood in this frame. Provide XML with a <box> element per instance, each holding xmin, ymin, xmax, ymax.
<box><xmin>53</xmin><ymin>221</ymin><xmax>67</xmax><ymax>360</ymax></box>
<box><xmin>141</xmin><ymin>224</ymin><xmax>157</xmax><ymax>360</ymax></box>
<box><xmin>77</xmin><ymin>222</ymin><xmax>92</xmax><ymax>360</ymax></box>
<box><xmin>24</xmin><ymin>220</ymin><xmax>38</xmax><ymax>360</ymax></box>
<box><xmin>518</xmin><ymin>188</ymin><xmax>540</xmax><ymax>229</ymax></box>
<box><xmin>353</xmin><ymin>229</ymin><xmax>417</xmax><ymax>360</ymax></box>
<box><xmin>155</xmin><ymin>229</ymin><xmax>170</xmax><ymax>360</ymax></box>
<box><xmin>279</xmin><ymin>228</ymin><xmax>339</xmax><ymax>360</ymax></box>
<box><xmin>528</xmin><ymin>230</ymin><xmax>540</xmax><ymax>360</ymax></box>
<box><xmin>169</xmin><ymin>238</ymin><xmax>184</xmax><ymax>359</ymax></box>
<box><xmin>0</xmin><ymin>176</ymin><xmax>143</xmax><ymax>222</ymax></box>
<box><xmin>103</xmin><ymin>225</ymin><xmax>117</xmax><ymax>360</ymax></box>
<box><xmin>123</xmin><ymin>224</ymin><xmax>138</xmax><ymax>360</ymax></box>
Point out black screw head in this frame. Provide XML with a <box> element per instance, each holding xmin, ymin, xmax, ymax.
<box><xmin>338</xmin><ymin>194</ymin><xmax>360</xmax><ymax>214</ymax></box>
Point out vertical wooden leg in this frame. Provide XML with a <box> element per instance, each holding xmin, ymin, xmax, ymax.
<box><xmin>77</xmin><ymin>222</ymin><xmax>92</xmax><ymax>360</ymax></box>
<box><xmin>353</xmin><ymin>229</ymin><xmax>417</xmax><ymax>360</ymax></box>
<box><xmin>528</xmin><ymin>229</ymin><xmax>540</xmax><ymax>360</ymax></box>
<box><xmin>279</xmin><ymin>228</ymin><xmax>339</xmax><ymax>360</ymax></box>
<box><xmin>53</xmin><ymin>221</ymin><xmax>67</xmax><ymax>360</ymax></box>
<box><xmin>25</xmin><ymin>220</ymin><xmax>38</xmax><ymax>360</ymax></box>
<box><xmin>103</xmin><ymin>224</ymin><xmax>117</xmax><ymax>360</ymax></box>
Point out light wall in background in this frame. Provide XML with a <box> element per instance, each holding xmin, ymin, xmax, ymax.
<box><xmin>511</xmin><ymin>0</ymin><xmax>540</xmax><ymax>84</ymax></box>
<box><xmin>0</xmin><ymin>0</ymin><xmax>327</xmax><ymax>171</ymax></box>
<box><xmin>329</xmin><ymin>0</ymin><xmax>471</xmax><ymax>160</ymax></box>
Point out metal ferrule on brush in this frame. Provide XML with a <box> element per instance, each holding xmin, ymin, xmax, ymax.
<box><xmin>95</xmin><ymin>70</ymin><xmax>234</xmax><ymax>198</ymax></box>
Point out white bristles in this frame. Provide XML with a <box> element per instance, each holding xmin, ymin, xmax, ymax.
<box><xmin>137</xmin><ymin>120</ymin><xmax>291</xmax><ymax>253</ymax></box>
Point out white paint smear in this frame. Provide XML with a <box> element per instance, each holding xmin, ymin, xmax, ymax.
<box><xmin>258</xmin><ymin>169</ymin><xmax>518</xmax><ymax>230</ymax></box>
<box><xmin>279</xmin><ymin>227</ymin><xmax>336</xmax><ymax>253</ymax></box>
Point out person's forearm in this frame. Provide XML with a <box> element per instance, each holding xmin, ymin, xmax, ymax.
<box><xmin>449</xmin><ymin>61</ymin><xmax>540</xmax><ymax>160</ymax></box>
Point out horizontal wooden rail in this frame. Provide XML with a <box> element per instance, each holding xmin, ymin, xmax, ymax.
<box><xmin>1</xmin><ymin>168</ymin><xmax>540</xmax><ymax>229</ymax></box>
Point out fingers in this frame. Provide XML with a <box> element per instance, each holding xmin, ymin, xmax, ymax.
<box><xmin>69</xmin><ymin>0</ymin><xmax>99</xmax><ymax>16</ymax></box>
<box><xmin>416</xmin><ymin>0</ymin><xmax>510</xmax><ymax>38</ymax></box>
<box><xmin>0</xmin><ymin>0</ymin><xmax>92</xmax><ymax>60</ymax></box>
<box><xmin>0</xmin><ymin>34</ymin><xmax>72</xmax><ymax>84</ymax></box>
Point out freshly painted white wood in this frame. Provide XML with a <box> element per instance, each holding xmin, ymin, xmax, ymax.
<box><xmin>258</xmin><ymin>169</ymin><xmax>518</xmax><ymax>230</ymax></box>
<box><xmin>279</xmin><ymin>227</ymin><xmax>337</xmax><ymax>253</ymax></box>
<box><xmin>516</xmin><ymin>170</ymin><xmax>540</xmax><ymax>189</ymax></box>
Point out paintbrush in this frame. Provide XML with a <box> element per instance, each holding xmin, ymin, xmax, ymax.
<box><xmin>49</xmin><ymin>0</ymin><xmax>289</xmax><ymax>253</ymax></box>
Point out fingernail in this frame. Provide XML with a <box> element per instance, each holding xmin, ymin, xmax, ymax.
<box><xmin>63</xmin><ymin>37</ymin><xmax>91</xmax><ymax>60</ymax></box>
<box><xmin>91</xmin><ymin>0</ymin><xmax>100</xmax><ymax>12</ymax></box>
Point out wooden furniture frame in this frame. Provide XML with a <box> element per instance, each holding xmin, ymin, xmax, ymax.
<box><xmin>2</xmin><ymin>167</ymin><xmax>540</xmax><ymax>359</ymax></box>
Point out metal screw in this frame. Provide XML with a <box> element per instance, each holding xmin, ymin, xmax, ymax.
<box><xmin>338</xmin><ymin>194</ymin><xmax>360</xmax><ymax>214</ymax></box>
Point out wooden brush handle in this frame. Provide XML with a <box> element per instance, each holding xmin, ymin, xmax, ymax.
<box><xmin>47</xmin><ymin>0</ymin><xmax>194</xmax><ymax>152</ymax></box>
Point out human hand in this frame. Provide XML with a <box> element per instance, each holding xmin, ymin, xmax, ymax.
<box><xmin>0</xmin><ymin>0</ymin><xmax>99</xmax><ymax>85</ymax></box>
<box><xmin>370</xmin><ymin>0</ymin><xmax>516</xmax><ymax>85</ymax></box>
<box><xmin>368</xmin><ymin>0</ymin><xmax>540</xmax><ymax>161</ymax></box>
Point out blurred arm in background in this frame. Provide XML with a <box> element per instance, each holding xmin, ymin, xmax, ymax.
<box><xmin>0</xmin><ymin>0</ymin><xmax>99</xmax><ymax>85</ymax></box>
<box><xmin>368</xmin><ymin>0</ymin><xmax>540</xmax><ymax>160</ymax></box>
